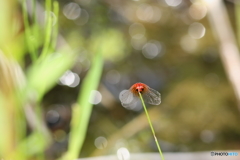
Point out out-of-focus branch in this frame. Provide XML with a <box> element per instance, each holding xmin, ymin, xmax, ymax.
<box><xmin>203</xmin><ymin>0</ymin><xmax>240</xmax><ymax>112</ymax></box>
<box><xmin>235</xmin><ymin>1</ymin><xmax>240</xmax><ymax>47</ymax></box>
<box><xmin>90</xmin><ymin>106</ymin><xmax>161</xmax><ymax>156</ymax></box>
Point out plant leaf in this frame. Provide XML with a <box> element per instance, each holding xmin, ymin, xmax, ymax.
<box><xmin>61</xmin><ymin>50</ymin><xmax>103</xmax><ymax>160</ymax></box>
<box><xmin>26</xmin><ymin>52</ymin><xmax>75</xmax><ymax>101</ymax></box>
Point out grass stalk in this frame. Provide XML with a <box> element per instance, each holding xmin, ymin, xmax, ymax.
<box><xmin>40</xmin><ymin>0</ymin><xmax>53</xmax><ymax>60</ymax></box>
<box><xmin>138</xmin><ymin>92</ymin><xmax>165</xmax><ymax>160</ymax></box>
<box><xmin>60</xmin><ymin>50</ymin><xmax>103</xmax><ymax>160</ymax></box>
<box><xmin>32</xmin><ymin>0</ymin><xmax>40</xmax><ymax>58</ymax></box>
<box><xmin>50</xmin><ymin>1</ymin><xmax>59</xmax><ymax>52</ymax></box>
<box><xmin>22</xmin><ymin>0</ymin><xmax>37</xmax><ymax>61</ymax></box>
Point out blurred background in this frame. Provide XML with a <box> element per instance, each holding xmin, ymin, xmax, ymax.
<box><xmin>0</xmin><ymin>0</ymin><xmax>240</xmax><ymax>160</ymax></box>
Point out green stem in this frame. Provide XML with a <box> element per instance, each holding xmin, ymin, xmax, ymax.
<box><xmin>138</xmin><ymin>92</ymin><xmax>165</xmax><ymax>160</ymax></box>
<box><xmin>40</xmin><ymin>0</ymin><xmax>52</xmax><ymax>60</ymax></box>
<box><xmin>50</xmin><ymin>1</ymin><xmax>59</xmax><ymax>52</ymax></box>
<box><xmin>22</xmin><ymin>0</ymin><xmax>37</xmax><ymax>61</ymax></box>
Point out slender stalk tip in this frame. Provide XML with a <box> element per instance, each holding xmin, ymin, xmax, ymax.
<box><xmin>138</xmin><ymin>92</ymin><xmax>165</xmax><ymax>160</ymax></box>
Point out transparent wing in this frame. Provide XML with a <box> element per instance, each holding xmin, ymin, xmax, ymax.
<box><xmin>119</xmin><ymin>90</ymin><xmax>140</xmax><ymax>110</ymax></box>
<box><xmin>143</xmin><ymin>87</ymin><xmax>161</xmax><ymax>105</ymax></box>
<box><xmin>119</xmin><ymin>90</ymin><xmax>135</xmax><ymax>104</ymax></box>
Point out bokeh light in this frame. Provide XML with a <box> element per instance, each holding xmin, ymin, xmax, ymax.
<box><xmin>165</xmin><ymin>0</ymin><xmax>182</xmax><ymax>7</ymax></box>
<box><xmin>94</xmin><ymin>136</ymin><xmax>108</xmax><ymax>149</ymax></box>
<box><xmin>200</xmin><ymin>130</ymin><xmax>215</xmax><ymax>143</ymax></box>
<box><xmin>180</xmin><ymin>35</ymin><xmax>198</xmax><ymax>53</ymax></box>
<box><xmin>63</xmin><ymin>2</ymin><xmax>81</xmax><ymax>20</ymax></box>
<box><xmin>142</xmin><ymin>40</ymin><xmax>164</xmax><ymax>59</ymax></box>
<box><xmin>59</xmin><ymin>70</ymin><xmax>80</xmax><ymax>87</ymax></box>
<box><xmin>131</xmin><ymin>36</ymin><xmax>147</xmax><ymax>50</ymax></box>
<box><xmin>44</xmin><ymin>11</ymin><xmax>57</xmax><ymax>26</ymax></box>
<box><xmin>46</xmin><ymin>110</ymin><xmax>60</xmax><ymax>124</ymax></box>
<box><xmin>117</xmin><ymin>147</ymin><xmax>130</xmax><ymax>160</ymax></box>
<box><xmin>74</xmin><ymin>9</ymin><xmax>89</xmax><ymax>26</ymax></box>
<box><xmin>189</xmin><ymin>2</ymin><xmax>207</xmax><ymax>20</ymax></box>
<box><xmin>188</xmin><ymin>22</ymin><xmax>206</xmax><ymax>39</ymax></box>
<box><xmin>89</xmin><ymin>90</ymin><xmax>102</xmax><ymax>105</ymax></box>
<box><xmin>136</xmin><ymin>4</ymin><xmax>161</xmax><ymax>23</ymax></box>
<box><xmin>129</xmin><ymin>23</ymin><xmax>146</xmax><ymax>39</ymax></box>
<box><xmin>105</xmin><ymin>70</ymin><xmax>121</xmax><ymax>84</ymax></box>
<box><xmin>82</xmin><ymin>59</ymin><xmax>91</xmax><ymax>71</ymax></box>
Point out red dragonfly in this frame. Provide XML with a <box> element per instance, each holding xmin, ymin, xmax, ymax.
<box><xmin>119</xmin><ymin>83</ymin><xmax>161</xmax><ymax>109</ymax></box>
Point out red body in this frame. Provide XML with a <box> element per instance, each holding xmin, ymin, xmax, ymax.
<box><xmin>130</xmin><ymin>82</ymin><xmax>149</xmax><ymax>96</ymax></box>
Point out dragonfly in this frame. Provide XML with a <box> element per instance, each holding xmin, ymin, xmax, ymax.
<box><xmin>119</xmin><ymin>82</ymin><xmax>161</xmax><ymax>109</ymax></box>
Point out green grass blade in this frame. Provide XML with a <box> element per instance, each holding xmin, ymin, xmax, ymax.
<box><xmin>32</xmin><ymin>0</ymin><xmax>40</xmax><ymax>59</ymax></box>
<box><xmin>138</xmin><ymin>92</ymin><xmax>165</xmax><ymax>160</ymax></box>
<box><xmin>40</xmin><ymin>0</ymin><xmax>53</xmax><ymax>60</ymax></box>
<box><xmin>0</xmin><ymin>93</ymin><xmax>12</xmax><ymax>158</ymax></box>
<box><xmin>10</xmin><ymin>131</ymin><xmax>49</xmax><ymax>160</ymax></box>
<box><xmin>27</xmin><ymin>52</ymin><xmax>75</xmax><ymax>102</ymax></box>
<box><xmin>60</xmin><ymin>51</ymin><xmax>103</xmax><ymax>160</ymax></box>
<box><xmin>22</xmin><ymin>0</ymin><xmax>37</xmax><ymax>61</ymax></box>
<box><xmin>49</xmin><ymin>1</ymin><xmax>59</xmax><ymax>53</ymax></box>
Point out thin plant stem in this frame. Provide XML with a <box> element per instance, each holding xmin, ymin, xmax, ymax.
<box><xmin>40</xmin><ymin>0</ymin><xmax>53</xmax><ymax>60</ymax></box>
<box><xmin>50</xmin><ymin>1</ymin><xmax>59</xmax><ymax>52</ymax></box>
<box><xmin>22</xmin><ymin>0</ymin><xmax>37</xmax><ymax>61</ymax></box>
<box><xmin>138</xmin><ymin>92</ymin><xmax>165</xmax><ymax>160</ymax></box>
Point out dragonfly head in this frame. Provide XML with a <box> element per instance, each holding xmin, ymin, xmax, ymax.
<box><xmin>130</xmin><ymin>82</ymin><xmax>148</xmax><ymax>95</ymax></box>
<box><xmin>134</xmin><ymin>83</ymin><xmax>147</xmax><ymax>94</ymax></box>
<box><xmin>136</xmin><ymin>85</ymin><xmax>144</xmax><ymax>93</ymax></box>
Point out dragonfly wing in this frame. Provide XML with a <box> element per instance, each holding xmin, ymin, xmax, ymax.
<box><xmin>143</xmin><ymin>87</ymin><xmax>161</xmax><ymax>105</ymax></box>
<box><xmin>119</xmin><ymin>90</ymin><xmax>139</xmax><ymax>110</ymax></box>
<box><xmin>119</xmin><ymin>90</ymin><xmax>134</xmax><ymax>104</ymax></box>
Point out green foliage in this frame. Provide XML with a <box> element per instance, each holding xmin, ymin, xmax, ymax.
<box><xmin>90</xmin><ymin>29</ymin><xmax>127</xmax><ymax>62</ymax></box>
<box><xmin>27</xmin><ymin>52</ymin><xmax>76</xmax><ymax>102</ymax></box>
<box><xmin>1</xmin><ymin>0</ymin><xmax>240</xmax><ymax>159</ymax></box>
<box><xmin>61</xmin><ymin>49</ymin><xmax>103</xmax><ymax>160</ymax></box>
<box><xmin>0</xmin><ymin>0</ymin><xmax>103</xmax><ymax>160</ymax></box>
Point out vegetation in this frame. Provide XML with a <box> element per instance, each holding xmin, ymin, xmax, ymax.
<box><xmin>0</xmin><ymin>0</ymin><xmax>239</xmax><ymax>160</ymax></box>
